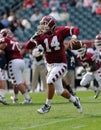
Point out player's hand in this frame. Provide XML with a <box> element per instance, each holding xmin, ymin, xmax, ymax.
<box><xmin>68</xmin><ymin>39</ymin><xmax>77</xmax><ymax>44</ymax></box>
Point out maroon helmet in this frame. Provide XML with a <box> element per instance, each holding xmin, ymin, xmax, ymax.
<box><xmin>38</xmin><ymin>16</ymin><xmax>56</xmax><ymax>33</ymax></box>
<box><xmin>95</xmin><ymin>34</ymin><xmax>101</xmax><ymax>49</ymax></box>
<box><xmin>0</xmin><ymin>28</ymin><xmax>14</xmax><ymax>38</ymax></box>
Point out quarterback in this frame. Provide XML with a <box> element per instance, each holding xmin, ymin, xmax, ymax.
<box><xmin>25</xmin><ymin>15</ymin><xmax>83</xmax><ymax>114</ymax></box>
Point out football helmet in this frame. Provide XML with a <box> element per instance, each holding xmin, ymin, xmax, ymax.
<box><xmin>38</xmin><ymin>16</ymin><xmax>56</xmax><ymax>33</ymax></box>
<box><xmin>0</xmin><ymin>28</ymin><xmax>14</xmax><ymax>38</ymax></box>
<box><xmin>94</xmin><ymin>34</ymin><xmax>101</xmax><ymax>50</ymax></box>
<box><xmin>77</xmin><ymin>45</ymin><xmax>86</xmax><ymax>57</ymax></box>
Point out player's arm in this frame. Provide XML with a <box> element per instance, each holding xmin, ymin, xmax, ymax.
<box><xmin>66</xmin><ymin>27</ymin><xmax>80</xmax><ymax>49</ymax></box>
<box><xmin>63</xmin><ymin>26</ymin><xmax>81</xmax><ymax>50</ymax></box>
<box><xmin>25</xmin><ymin>31</ymin><xmax>42</xmax><ymax>50</ymax></box>
<box><xmin>62</xmin><ymin>26</ymin><xmax>79</xmax><ymax>39</ymax></box>
<box><xmin>71</xmin><ymin>27</ymin><xmax>79</xmax><ymax>39</ymax></box>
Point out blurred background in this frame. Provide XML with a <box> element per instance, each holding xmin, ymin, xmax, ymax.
<box><xmin>0</xmin><ymin>0</ymin><xmax>101</xmax><ymax>43</ymax></box>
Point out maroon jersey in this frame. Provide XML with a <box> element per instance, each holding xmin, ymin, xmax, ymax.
<box><xmin>78</xmin><ymin>52</ymin><xmax>100</xmax><ymax>71</ymax></box>
<box><xmin>4</xmin><ymin>37</ymin><xmax>23</xmax><ymax>62</ymax></box>
<box><xmin>25</xmin><ymin>26</ymin><xmax>79</xmax><ymax>64</ymax></box>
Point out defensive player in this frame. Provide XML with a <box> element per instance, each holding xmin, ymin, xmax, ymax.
<box><xmin>77</xmin><ymin>43</ymin><xmax>101</xmax><ymax>99</ymax></box>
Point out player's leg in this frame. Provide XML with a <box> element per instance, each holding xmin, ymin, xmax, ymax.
<box><xmin>8</xmin><ymin>59</ymin><xmax>32</xmax><ymax>104</ymax></box>
<box><xmin>62</xmin><ymin>76</ymin><xmax>75</xmax><ymax>95</ymax></box>
<box><xmin>94</xmin><ymin>70</ymin><xmax>101</xmax><ymax>98</ymax></box>
<box><xmin>80</xmin><ymin>72</ymin><xmax>94</xmax><ymax>90</ymax></box>
<box><xmin>55</xmin><ymin>78</ymin><xmax>82</xmax><ymax>113</ymax></box>
<box><xmin>0</xmin><ymin>68</ymin><xmax>8</xmax><ymax>105</ymax></box>
<box><xmin>10</xmin><ymin>85</ymin><xmax>19</xmax><ymax>103</ymax></box>
<box><xmin>37</xmin><ymin>63</ymin><xmax>82</xmax><ymax>114</ymax></box>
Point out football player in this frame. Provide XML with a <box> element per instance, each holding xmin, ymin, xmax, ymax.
<box><xmin>0</xmin><ymin>28</ymin><xmax>32</xmax><ymax>104</ymax></box>
<box><xmin>77</xmin><ymin>43</ymin><xmax>101</xmax><ymax>99</ymax></box>
<box><xmin>24</xmin><ymin>15</ymin><xmax>82</xmax><ymax>114</ymax></box>
<box><xmin>94</xmin><ymin>33</ymin><xmax>101</xmax><ymax>61</ymax></box>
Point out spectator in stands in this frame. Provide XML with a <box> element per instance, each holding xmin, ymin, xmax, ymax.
<box><xmin>92</xmin><ymin>0</ymin><xmax>101</xmax><ymax>15</ymax></box>
<box><xmin>49</xmin><ymin>7</ymin><xmax>61</xmax><ymax>21</ymax></box>
<box><xmin>42</xmin><ymin>0</ymin><xmax>49</xmax><ymax>9</ymax></box>
<box><xmin>14</xmin><ymin>19</ymin><xmax>25</xmax><ymax>34</ymax></box>
<box><xmin>23</xmin><ymin>0</ymin><xmax>35</xmax><ymax>9</ymax></box>
<box><xmin>60</xmin><ymin>7</ymin><xmax>70</xmax><ymax>21</ymax></box>
<box><xmin>83</xmin><ymin>0</ymin><xmax>93</xmax><ymax>8</ymax></box>
<box><xmin>30</xmin><ymin>8</ymin><xmax>43</xmax><ymax>22</ymax></box>
<box><xmin>8</xmin><ymin>11</ymin><xmax>15</xmax><ymax>22</ymax></box>
<box><xmin>68</xmin><ymin>0</ymin><xmax>77</xmax><ymax>7</ymax></box>
<box><xmin>49</xmin><ymin>0</ymin><xmax>60</xmax><ymax>9</ymax></box>
<box><xmin>20</xmin><ymin>17</ymin><xmax>31</xmax><ymax>29</ymax></box>
<box><xmin>76</xmin><ymin>0</ymin><xmax>83</xmax><ymax>8</ymax></box>
<box><xmin>8</xmin><ymin>12</ymin><xmax>18</xmax><ymax>33</ymax></box>
<box><xmin>1</xmin><ymin>14</ymin><xmax>9</xmax><ymax>28</ymax></box>
<box><xmin>60</xmin><ymin>1</ymin><xmax>67</xmax><ymax>9</ymax></box>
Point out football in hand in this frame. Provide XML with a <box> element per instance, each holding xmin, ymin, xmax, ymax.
<box><xmin>68</xmin><ymin>40</ymin><xmax>83</xmax><ymax>50</ymax></box>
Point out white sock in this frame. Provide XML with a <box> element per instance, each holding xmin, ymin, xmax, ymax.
<box><xmin>69</xmin><ymin>95</ymin><xmax>76</xmax><ymax>103</ymax></box>
<box><xmin>46</xmin><ymin>99</ymin><xmax>52</xmax><ymax>106</ymax></box>
<box><xmin>23</xmin><ymin>93</ymin><xmax>30</xmax><ymax>100</ymax></box>
<box><xmin>0</xmin><ymin>89</ymin><xmax>6</xmax><ymax>97</ymax></box>
<box><xmin>14</xmin><ymin>94</ymin><xmax>18</xmax><ymax>99</ymax></box>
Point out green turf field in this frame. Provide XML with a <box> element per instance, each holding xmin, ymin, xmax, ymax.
<box><xmin>0</xmin><ymin>90</ymin><xmax>101</xmax><ymax>130</ymax></box>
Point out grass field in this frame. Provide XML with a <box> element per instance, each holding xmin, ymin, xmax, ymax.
<box><xmin>0</xmin><ymin>90</ymin><xmax>101</xmax><ymax>130</ymax></box>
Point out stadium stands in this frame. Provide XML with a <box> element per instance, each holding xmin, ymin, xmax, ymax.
<box><xmin>0</xmin><ymin>1</ymin><xmax>101</xmax><ymax>42</ymax></box>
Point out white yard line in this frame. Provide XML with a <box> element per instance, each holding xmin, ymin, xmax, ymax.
<box><xmin>19</xmin><ymin>113</ymin><xmax>100</xmax><ymax>130</ymax></box>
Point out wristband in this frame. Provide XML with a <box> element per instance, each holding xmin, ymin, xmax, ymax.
<box><xmin>71</xmin><ymin>35</ymin><xmax>77</xmax><ymax>39</ymax></box>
